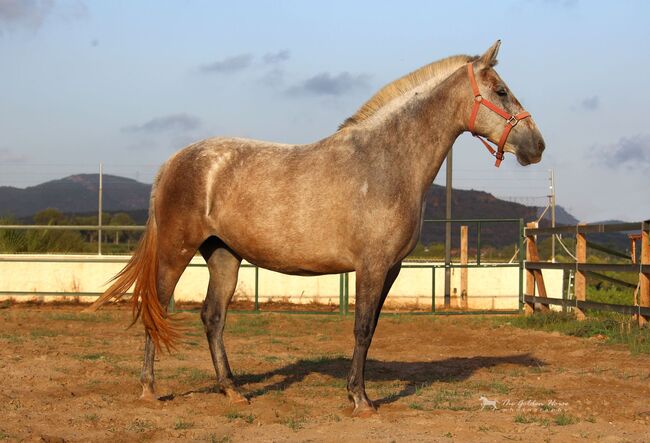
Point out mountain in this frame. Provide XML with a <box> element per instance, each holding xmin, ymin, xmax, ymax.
<box><xmin>0</xmin><ymin>174</ymin><xmax>151</xmax><ymax>218</ymax></box>
<box><xmin>537</xmin><ymin>205</ymin><xmax>579</xmax><ymax>225</ymax></box>
<box><xmin>421</xmin><ymin>185</ymin><xmax>538</xmax><ymax>248</ymax></box>
<box><xmin>0</xmin><ymin>174</ymin><xmax>633</xmax><ymax>251</ymax></box>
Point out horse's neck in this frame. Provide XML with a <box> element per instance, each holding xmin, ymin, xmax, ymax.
<box><xmin>363</xmin><ymin>69</ymin><xmax>469</xmax><ymax>196</ymax></box>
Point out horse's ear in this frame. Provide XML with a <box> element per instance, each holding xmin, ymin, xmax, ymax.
<box><xmin>479</xmin><ymin>40</ymin><xmax>501</xmax><ymax>67</ymax></box>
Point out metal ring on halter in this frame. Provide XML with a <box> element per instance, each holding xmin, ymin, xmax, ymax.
<box><xmin>507</xmin><ymin>116</ymin><xmax>519</xmax><ymax>127</ymax></box>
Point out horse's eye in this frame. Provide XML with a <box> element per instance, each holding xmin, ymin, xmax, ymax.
<box><xmin>496</xmin><ymin>88</ymin><xmax>508</xmax><ymax>97</ymax></box>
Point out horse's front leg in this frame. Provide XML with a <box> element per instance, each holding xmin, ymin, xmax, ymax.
<box><xmin>347</xmin><ymin>261</ymin><xmax>402</xmax><ymax>417</ymax></box>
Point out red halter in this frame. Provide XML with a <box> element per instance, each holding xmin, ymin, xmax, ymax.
<box><xmin>466</xmin><ymin>63</ymin><xmax>531</xmax><ymax>167</ymax></box>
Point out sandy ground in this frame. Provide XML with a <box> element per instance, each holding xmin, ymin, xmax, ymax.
<box><xmin>1</xmin><ymin>304</ymin><xmax>649</xmax><ymax>442</ymax></box>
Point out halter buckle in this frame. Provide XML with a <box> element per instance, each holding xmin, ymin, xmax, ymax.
<box><xmin>507</xmin><ymin>115</ymin><xmax>519</xmax><ymax>127</ymax></box>
<box><xmin>474</xmin><ymin>95</ymin><xmax>483</xmax><ymax>103</ymax></box>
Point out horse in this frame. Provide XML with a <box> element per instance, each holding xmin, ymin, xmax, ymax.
<box><xmin>479</xmin><ymin>395</ymin><xmax>498</xmax><ymax>410</ymax></box>
<box><xmin>89</xmin><ymin>40</ymin><xmax>545</xmax><ymax>417</ymax></box>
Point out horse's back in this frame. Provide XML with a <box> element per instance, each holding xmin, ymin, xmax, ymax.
<box><xmin>154</xmin><ymin>137</ymin><xmax>361</xmax><ymax>272</ymax></box>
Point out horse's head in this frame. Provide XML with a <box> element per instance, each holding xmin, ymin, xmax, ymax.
<box><xmin>466</xmin><ymin>40</ymin><xmax>545</xmax><ymax>166</ymax></box>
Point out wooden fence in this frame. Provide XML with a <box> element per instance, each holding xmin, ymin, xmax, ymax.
<box><xmin>523</xmin><ymin>221</ymin><xmax>650</xmax><ymax>326</ymax></box>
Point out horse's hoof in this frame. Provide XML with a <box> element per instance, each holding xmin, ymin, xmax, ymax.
<box><xmin>352</xmin><ymin>403</ymin><xmax>377</xmax><ymax>418</ymax></box>
<box><xmin>225</xmin><ymin>388</ymin><xmax>249</xmax><ymax>404</ymax></box>
<box><xmin>139</xmin><ymin>388</ymin><xmax>159</xmax><ymax>402</ymax></box>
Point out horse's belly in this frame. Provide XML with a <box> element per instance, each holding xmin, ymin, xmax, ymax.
<box><xmin>242</xmin><ymin>251</ymin><xmax>353</xmax><ymax>276</ymax></box>
<box><xmin>216</xmin><ymin>228</ymin><xmax>355</xmax><ymax>276</ymax></box>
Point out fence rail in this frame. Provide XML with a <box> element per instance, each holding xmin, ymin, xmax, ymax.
<box><xmin>0</xmin><ymin>225</ymin><xmax>145</xmax><ymax>231</ymax></box>
<box><xmin>526</xmin><ymin>222</ymin><xmax>645</xmax><ymax>236</ymax></box>
<box><xmin>523</xmin><ymin>220</ymin><xmax>650</xmax><ymax>326</ymax></box>
<box><xmin>0</xmin><ymin>218</ymin><xmax>526</xmax><ymax>316</ymax></box>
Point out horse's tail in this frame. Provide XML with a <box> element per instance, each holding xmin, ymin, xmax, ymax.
<box><xmin>86</xmin><ymin>211</ymin><xmax>179</xmax><ymax>351</ymax></box>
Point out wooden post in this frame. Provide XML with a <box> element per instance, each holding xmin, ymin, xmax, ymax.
<box><xmin>525</xmin><ymin>222</ymin><xmax>536</xmax><ymax>315</ymax></box>
<box><xmin>526</xmin><ymin>222</ymin><xmax>549</xmax><ymax>312</ymax></box>
<box><xmin>639</xmin><ymin>229</ymin><xmax>649</xmax><ymax>327</ymax></box>
<box><xmin>575</xmin><ymin>230</ymin><xmax>587</xmax><ymax>320</ymax></box>
<box><xmin>629</xmin><ymin>234</ymin><xmax>640</xmax><ymax>263</ymax></box>
<box><xmin>460</xmin><ymin>225</ymin><xmax>468</xmax><ymax>310</ymax></box>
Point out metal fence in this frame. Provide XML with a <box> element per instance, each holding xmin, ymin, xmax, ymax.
<box><xmin>0</xmin><ymin>218</ymin><xmax>526</xmax><ymax>316</ymax></box>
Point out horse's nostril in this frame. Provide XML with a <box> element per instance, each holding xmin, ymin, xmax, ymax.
<box><xmin>538</xmin><ymin>139</ymin><xmax>546</xmax><ymax>152</ymax></box>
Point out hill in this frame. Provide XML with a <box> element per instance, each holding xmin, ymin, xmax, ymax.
<box><xmin>0</xmin><ymin>174</ymin><xmax>151</xmax><ymax>218</ymax></box>
<box><xmin>0</xmin><ymin>174</ymin><xmax>634</xmax><ymax>252</ymax></box>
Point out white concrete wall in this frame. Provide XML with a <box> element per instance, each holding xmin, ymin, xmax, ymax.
<box><xmin>0</xmin><ymin>254</ymin><xmax>564</xmax><ymax>310</ymax></box>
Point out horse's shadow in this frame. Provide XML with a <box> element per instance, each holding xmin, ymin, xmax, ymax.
<box><xmin>228</xmin><ymin>353</ymin><xmax>546</xmax><ymax>406</ymax></box>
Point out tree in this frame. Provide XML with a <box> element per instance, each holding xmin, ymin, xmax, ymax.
<box><xmin>33</xmin><ymin>208</ymin><xmax>66</xmax><ymax>225</ymax></box>
<box><xmin>28</xmin><ymin>208</ymin><xmax>87</xmax><ymax>253</ymax></box>
<box><xmin>108</xmin><ymin>212</ymin><xmax>136</xmax><ymax>244</ymax></box>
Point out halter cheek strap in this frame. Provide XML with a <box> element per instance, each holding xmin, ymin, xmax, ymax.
<box><xmin>466</xmin><ymin>63</ymin><xmax>531</xmax><ymax>167</ymax></box>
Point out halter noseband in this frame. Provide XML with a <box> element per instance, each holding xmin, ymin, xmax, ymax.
<box><xmin>467</xmin><ymin>63</ymin><xmax>531</xmax><ymax>167</ymax></box>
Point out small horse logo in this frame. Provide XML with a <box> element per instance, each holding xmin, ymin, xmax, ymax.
<box><xmin>479</xmin><ymin>396</ymin><xmax>498</xmax><ymax>410</ymax></box>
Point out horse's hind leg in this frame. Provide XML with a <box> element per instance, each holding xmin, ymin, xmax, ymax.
<box><xmin>140</xmin><ymin>244</ymin><xmax>197</xmax><ymax>400</ymax></box>
<box><xmin>347</xmin><ymin>261</ymin><xmax>402</xmax><ymax>416</ymax></box>
<box><xmin>199</xmin><ymin>238</ymin><xmax>245</xmax><ymax>403</ymax></box>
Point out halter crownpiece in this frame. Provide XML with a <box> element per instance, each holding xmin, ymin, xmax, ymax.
<box><xmin>466</xmin><ymin>63</ymin><xmax>531</xmax><ymax>167</ymax></box>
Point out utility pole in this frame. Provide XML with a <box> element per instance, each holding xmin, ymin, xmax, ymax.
<box><xmin>98</xmin><ymin>163</ymin><xmax>103</xmax><ymax>255</ymax></box>
<box><xmin>444</xmin><ymin>148</ymin><xmax>453</xmax><ymax>308</ymax></box>
<box><xmin>549</xmin><ymin>169</ymin><xmax>556</xmax><ymax>262</ymax></box>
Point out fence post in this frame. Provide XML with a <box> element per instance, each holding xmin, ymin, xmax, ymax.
<box><xmin>339</xmin><ymin>274</ymin><xmax>344</xmax><ymax>316</ymax></box>
<box><xmin>344</xmin><ymin>272</ymin><xmax>349</xmax><ymax>316</ymax></box>
<box><xmin>168</xmin><ymin>294</ymin><xmax>175</xmax><ymax>313</ymax></box>
<box><xmin>431</xmin><ymin>266</ymin><xmax>436</xmax><ymax>313</ymax></box>
<box><xmin>460</xmin><ymin>225</ymin><xmax>468</xmax><ymax>309</ymax></box>
<box><xmin>575</xmin><ymin>229</ymin><xmax>587</xmax><ymax>320</ymax></box>
<box><xmin>476</xmin><ymin>221</ymin><xmax>481</xmax><ymax>266</ymax></box>
<box><xmin>525</xmin><ymin>222</ymin><xmax>536</xmax><ymax>315</ymax></box>
<box><xmin>254</xmin><ymin>266</ymin><xmax>259</xmax><ymax>312</ymax></box>
<box><xmin>518</xmin><ymin>219</ymin><xmax>525</xmax><ymax>314</ymax></box>
<box><xmin>639</xmin><ymin>225</ymin><xmax>649</xmax><ymax>327</ymax></box>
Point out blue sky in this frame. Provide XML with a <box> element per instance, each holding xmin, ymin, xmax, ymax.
<box><xmin>1</xmin><ymin>0</ymin><xmax>649</xmax><ymax>221</ymax></box>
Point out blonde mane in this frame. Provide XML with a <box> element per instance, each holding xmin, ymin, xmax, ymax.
<box><xmin>339</xmin><ymin>54</ymin><xmax>477</xmax><ymax>129</ymax></box>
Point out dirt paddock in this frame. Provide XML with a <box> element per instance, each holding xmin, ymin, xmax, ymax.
<box><xmin>1</xmin><ymin>304</ymin><xmax>649</xmax><ymax>442</ymax></box>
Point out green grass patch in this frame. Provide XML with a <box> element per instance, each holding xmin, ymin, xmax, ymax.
<box><xmin>84</xmin><ymin>413</ymin><xmax>99</xmax><ymax>423</ymax></box>
<box><xmin>514</xmin><ymin>413</ymin><xmax>535</xmax><ymax>424</ymax></box>
<box><xmin>427</xmin><ymin>387</ymin><xmax>475</xmax><ymax>410</ymax></box>
<box><xmin>224</xmin><ymin>411</ymin><xmax>254</xmax><ymax>424</ymax></box>
<box><xmin>174</xmin><ymin>419</ymin><xmax>194</xmax><ymax>430</ymax></box>
<box><xmin>126</xmin><ymin>418</ymin><xmax>154</xmax><ymax>433</ymax></box>
<box><xmin>30</xmin><ymin>329</ymin><xmax>57</xmax><ymax>338</ymax></box>
<box><xmin>471</xmin><ymin>380</ymin><xmax>510</xmax><ymax>394</ymax></box>
<box><xmin>554</xmin><ymin>412</ymin><xmax>578</xmax><ymax>426</ymax></box>
<box><xmin>47</xmin><ymin>312</ymin><xmax>114</xmax><ymax>322</ymax></box>
<box><xmin>226</xmin><ymin>315</ymin><xmax>271</xmax><ymax>336</ymax></box>
<box><xmin>498</xmin><ymin>311</ymin><xmax>650</xmax><ymax>354</ymax></box>
<box><xmin>173</xmin><ymin>367</ymin><xmax>213</xmax><ymax>383</ymax></box>
<box><xmin>208</xmin><ymin>435</ymin><xmax>232</xmax><ymax>443</ymax></box>
<box><xmin>280</xmin><ymin>415</ymin><xmax>306</xmax><ymax>431</ymax></box>
<box><xmin>514</xmin><ymin>414</ymin><xmax>551</xmax><ymax>426</ymax></box>
<box><xmin>0</xmin><ymin>333</ymin><xmax>22</xmax><ymax>344</ymax></box>
<box><xmin>588</xmin><ymin>286</ymin><xmax>635</xmax><ymax>306</ymax></box>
